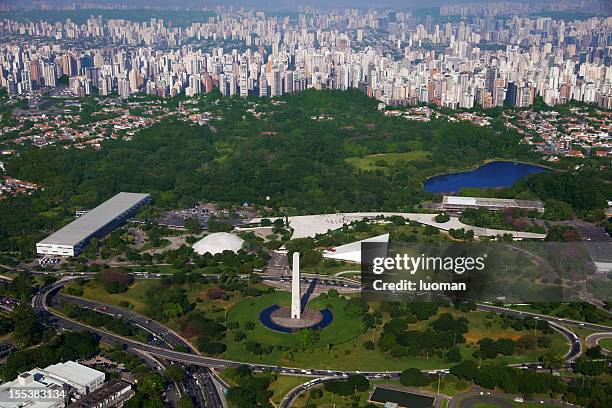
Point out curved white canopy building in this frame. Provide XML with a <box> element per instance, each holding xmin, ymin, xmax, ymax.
<box><xmin>322</xmin><ymin>233</ymin><xmax>390</xmax><ymax>263</ymax></box>
<box><xmin>192</xmin><ymin>232</ymin><xmax>244</xmax><ymax>255</ymax></box>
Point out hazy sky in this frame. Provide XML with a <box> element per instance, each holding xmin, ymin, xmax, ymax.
<box><xmin>3</xmin><ymin>0</ymin><xmax>473</xmax><ymax>11</ymax></box>
<box><xmin>5</xmin><ymin>0</ymin><xmax>594</xmax><ymax>13</ymax></box>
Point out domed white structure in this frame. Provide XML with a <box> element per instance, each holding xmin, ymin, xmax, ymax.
<box><xmin>192</xmin><ymin>232</ymin><xmax>245</xmax><ymax>255</ymax></box>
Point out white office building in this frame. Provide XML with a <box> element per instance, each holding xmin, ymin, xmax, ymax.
<box><xmin>0</xmin><ymin>361</ymin><xmax>104</xmax><ymax>408</ymax></box>
<box><xmin>441</xmin><ymin>196</ymin><xmax>545</xmax><ymax>213</ymax></box>
<box><xmin>44</xmin><ymin>361</ymin><xmax>105</xmax><ymax>395</ymax></box>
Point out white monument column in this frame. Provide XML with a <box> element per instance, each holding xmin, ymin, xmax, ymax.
<box><xmin>291</xmin><ymin>252</ymin><xmax>301</xmax><ymax>319</ymax></box>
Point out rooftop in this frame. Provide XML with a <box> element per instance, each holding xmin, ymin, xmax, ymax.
<box><xmin>443</xmin><ymin>196</ymin><xmax>544</xmax><ymax>209</ymax></box>
<box><xmin>0</xmin><ymin>361</ymin><xmax>104</xmax><ymax>408</ymax></box>
<box><xmin>67</xmin><ymin>379</ymin><xmax>133</xmax><ymax>408</ymax></box>
<box><xmin>45</xmin><ymin>361</ymin><xmax>104</xmax><ymax>387</ymax></box>
<box><xmin>323</xmin><ymin>233</ymin><xmax>389</xmax><ymax>263</ymax></box>
<box><xmin>38</xmin><ymin>192</ymin><xmax>150</xmax><ymax>247</ymax></box>
<box><xmin>192</xmin><ymin>232</ymin><xmax>244</xmax><ymax>255</ymax></box>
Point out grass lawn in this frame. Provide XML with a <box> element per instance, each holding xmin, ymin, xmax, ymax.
<box><xmin>597</xmin><ymin>337</ymin><xmax>612</xmax><ymax>351</ymax></box>
<box><xmin>138</xmin><ymin>264</ymin><xmax>180</xmax><ymax>273</ymax></box>
<box><xmin>570</xmin><ymin>326</ymin><xmax>600</xmax><ymax>340</ymax></box>
<box><xmin>0</xmin><ymin>333</ymin><xmax>12</xmax><ymax>344</ymax></box>
<box><xmin>67</xmin><ymin>277</ymin><xmax>270</xmax><ymax>345</ymax></box>
<box><xmin>459</xmin><ymin>394</ymin><xmax>559</xmax><ymax>408</ymax></box>
<box><xmin>268</xmin><ymin>375</ymin><xmax>310</xmax><ymax>407</ymax></box>
<box><xmin>301</xmin><ymin>223</ymin><xmax>450</xmax><ymax>276</ymax></box>
<box><xmin>217</xmin><ymin>368</ymin><xmax>238</xmax><ymax>388</ymax></box>
<box><xmin>0</xmin><ymin>272</ymin><xmax>17</xmax><ymax>280</ymax></box>
<box><xmin>65</xmin><ymin>279</ymin><xmax>159</xmax><ymax>314</ymax></box>
<box><xmin>409</xmin><ymin>307</ymin><xmax>569</xmax><ymax>364</ymax></box>
<box><xmin>301</xmin><ymin>262</ymin><xmax>358</xmax><ymax>275</ymax></box>
<box><xmin>217</xmin><ymin>369</ymin><xmax>309</xmax><ymax>408</ymax></box>
<box><xmin>66</xmin><ymin>277</ymin><xmax>241</xmax><ymax>317</ymax></box>
<box><xmin>69</xmin><ymin>278</ymin><xmax>569</xmax><ymax>370</ymax></box>
<box><xmin>419</xmin><ymin>375</ymin><xmax>472</xmax><ymax>397</ymax></box>
<box><xmin>224</xmin><ymin>292</ymin><xmax>361</xmax><ymax>348</ymax></box>
<box><xmin>222</xmin><ymin>295</ymin><xmax>568</xmax><ymax>371</ymax></box>
<box><xmin>345</xmin><ymin>150</ymin><xmax>429</xmax><ymax>173</ymax></box>
<box><xmin>292</xmin><ymin>384</ymin><xmax>370</xmax><ymax>408</ymax></box>
<box><xmin>188</xmin><ymin>284</ymin><xmax>274</xmax><ymax>338</ymax></box>
<box><xmin>512</xmin><ymin>402</ymin><xmax>558</xmax><ymax>408</ymax></box>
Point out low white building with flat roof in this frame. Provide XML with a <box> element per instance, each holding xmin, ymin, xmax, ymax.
<box><xmin>0</xmin><ymin>361</ymin><xmax>104</xmax><ymax>408</ymax></box>
<box><xmin>441</xmin><ymin>196</ymin><xmax>544</xmax><ymax>213</ymax></box>
<box><xmin>36</xmin><ymin>192</ymin><xmax>151</xmax><ymax>257</ymax></box>
<box><xmin>44</xmin><ymin>361</ymin><xmax>104</xmax><ymax>395</ymax></box>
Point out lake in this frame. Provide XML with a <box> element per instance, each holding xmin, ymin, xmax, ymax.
<box><xmin>424</xmin><ymin>161</ymin><xmax>547</xmax><ymax>193</ymax></box>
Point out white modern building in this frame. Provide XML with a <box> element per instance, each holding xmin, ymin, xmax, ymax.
<box><xmin>192</xmin><ymin>232</ymin><xmax>244</xmax><ymax>255</ymax></box>
<box><xmin>36</xmin><ymin>192</ymin><xmax>151</xmax><ymax>257</ymax></box>
<box><xmin>323</xmin><ymin>233</ymin><xmax>390</xmax><ymax>263</ymax></box>
<box><xmin>0</xmin><ymin>361</ymin><xmax>105</xmax><ymax>408</ymax></box>
<box><xmin>441</xmin><ymin>196</ymin><xmax>545</xmax><ymax>213</ymax></box>
<box><xmin>44</xmin><ymin>361</ymin><xmax>105</xmax><ymax>395</ymax></box>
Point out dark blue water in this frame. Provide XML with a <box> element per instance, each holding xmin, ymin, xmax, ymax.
<box><xmin>424</xmin><ymin>161</ymin><xmax>547</xmax><ymax>193</ymax></box>
<box><xmin>259</xmin><ymin>304</ymin><xmax>333</xmax><ymax>333</ymax></box>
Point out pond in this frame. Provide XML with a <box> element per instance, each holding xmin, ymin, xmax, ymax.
<box><xmin>424</xmin><ymin>161</ymin><xmax>547</xmax><ymax>193</ymax></box>
<box><xmin>259</xmin><ymin>304</ymin><xmax>334</xmax><ymax>333</ymax></box>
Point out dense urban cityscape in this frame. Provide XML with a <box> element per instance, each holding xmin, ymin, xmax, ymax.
<box><xmin>0</xmin><ymin>1</ymin><xmax>610</xmax><ymax>408</ymax></box>
<box><xmin>1</xmin><ymin>4</ymin><xmax>611</xmax><ymax>107</ymax></box>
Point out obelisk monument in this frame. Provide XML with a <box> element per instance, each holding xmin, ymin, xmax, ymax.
<box><xmin>291</xmin><ymin>252</ymin><xmax>301</xmax><ymax>319</ymax></box>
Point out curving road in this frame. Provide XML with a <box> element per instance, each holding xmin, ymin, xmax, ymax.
<box><xmin>448</xmin><ymin>387</ymin><xmax>575</xmax><ymax>408</ymax></box>
<box><xmin>33</xmin><ymin>278</ymin><xmax>227</xmax><ymax>408</ymax></box>
<box><xmin>31</xmin><ymin>275</ymin><xmax>612</xmax><ymax>408</ymax></box>
<box><xmin>53</xmin><ymin>293</ymin><xmax>194</xmax><ymax>351</ymax></box>
<box><xmin>585</xmin><ymin>332</ymin><xmax>612</xmax><ymax>355</ymax></box>
<box><xmin>52</xmin><ymin>292</ymin><xmax>228</xmax><ymax>407</ymax></box>
<box><xmin>452</xmin><ymin>393</ymin><xmax>515</xmax><ymax>408</ymax></box>
<box><xmin>474</xmin><ymin>304</ymin><xmax>585</xmax><ymax>362</ymax></box>
<box><xmin>33</xmin><ymin>277</ymin><xmax>598</xmax><ymax>371</ymax></box>
<box><xmin>475</xmin><ymin>303</ymin><xmax>611</xmax><ymax>332</ymax></box>
<box><xmin>279</xmin><ymin>377</ymin><xmax>340</xmax><ymax>408</ymax></box>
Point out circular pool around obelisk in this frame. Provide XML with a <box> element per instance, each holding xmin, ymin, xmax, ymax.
<box><xmin>259</xmin><ymin>304</ymin><xmax>333</xmax><ymax>333</ymax></box>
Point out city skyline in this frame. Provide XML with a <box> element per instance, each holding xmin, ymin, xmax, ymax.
<box><xmin>0</xmin><ymin>3</ymin><xmax>610</xmax><ymax>408</ymax></box>
<box><xmin>0</xmin><ymin>5</ymin><xmax>610</xmax><ymax>108</ymax></box>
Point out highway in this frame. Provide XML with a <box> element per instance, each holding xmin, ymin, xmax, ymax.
<box><xmin>30</xmin><ymin>275</ymin><xmax>612</xmax><ymax>408</ymax></box>
<box><xmin>52</xmin><ymin>292</ymin><xmax>194</xmax><ymax>352</ymax></box>
<box><xmin>279</xmin><ymin>376</ymin><xmax>339</xmax><ymax>408</ymax></box>
<box><xmin>475</xmin><ymin>303</ymin><xmax>612</xmax><ymax>331</ymax></box>
<box><xmin>473</xmin><ymin>304</ymin><xmax>588</xmax><ymax>362</ymax></box>
<box><xmin>32</xmin><ymin>279</ymin><xmax>407</xmax><ymax>376</ymax></box>
<box><xmin>33</xmin><ymin>279</ymin><xmax>226</xmax><ymax>408</ymax></box>
<box><xmin>50</xmin><ymin>295</ymin><xmax>222</xmax><ymax>407</ymax></box>
<box><xmin>34</xmin><ymin>278</ymin><xmax>597</xmax><ymax>371</ymax></box>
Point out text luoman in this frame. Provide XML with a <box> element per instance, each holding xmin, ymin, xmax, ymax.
<box><xmin>372</xmin><ymin>280</ymin><xmax>466</xmax><ymax>291</ymax></box>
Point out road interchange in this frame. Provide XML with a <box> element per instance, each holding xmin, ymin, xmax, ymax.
<box><xmin>30</xmin><ymin>274</ymin><xmax>611</xmax><ymax>408</ymax></box>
